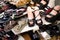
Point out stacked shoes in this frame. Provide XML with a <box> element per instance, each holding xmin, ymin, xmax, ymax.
<box><xmin>0</xmin><ymin>12</ymin><xmax>11</xmax><ymax>29</ymax></box>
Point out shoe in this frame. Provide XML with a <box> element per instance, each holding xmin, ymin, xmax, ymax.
<box><xmin>28</xmin><ymin>31</ymin><xmax>40</xmax><ymax>40</ymax></box>
<box><xmin>27</xmin><ymin>6</ymin><xmax>35</xmax><ymax>27</ymax></box>
<box><xmin>45</xmin><ymin>9</ymin><xmax>59</xmax><ymax>23</ymax></box>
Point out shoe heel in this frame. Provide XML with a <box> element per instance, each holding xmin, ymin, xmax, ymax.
<box><xmin>28</xmin><ymin>19</ymin><xmax>35</xmax><ymax>27</ymax></box>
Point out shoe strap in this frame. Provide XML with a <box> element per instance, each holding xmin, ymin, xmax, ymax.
<box><xmin>53</xmin><ymin>9</ymin><xmax>59</xmax><ymax>13</ymax></box>
<box><xmin>36</xmin><ymin>19</ymin><xmax>41</xmax><ymax>21</ymax></box>
<box><xmin>28</xmin><ymin>19</ymin><xmax>34</xmax><ymax>22</ymax></box>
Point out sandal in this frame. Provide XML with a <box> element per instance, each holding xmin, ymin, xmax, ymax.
<box><xmin>45</xmin><ymin>9</ymin><xmax>59</xmax><ymax>23</ymax></box>
<box><xmin>28</xmin><ymin>19</ymin><xmax>35</xmax><ymax>27</ymax></box>
<box><xmin>27</xmin><ymin>6</ymin><xmax>35</xmax><ymax>27</ymax></box>
<box><xmin>34</xmin><ymin>8</ymin><xmax>42</xmax><ymax>26</ymax></box>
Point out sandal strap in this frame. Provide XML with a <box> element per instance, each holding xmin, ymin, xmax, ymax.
<box><xmin>47</xmin><ymin>9</ymin><xmax>59</xmax><ymax>17</ymax></box>
<box><xmin>36</xmin><ymin>19</ymin><xmax>41</xmax><ymax>21</ymax></box>
<box><xmin>53</xmin><ymin>9</ymin><xmax>59</xmax><ymax>13</ymax></box>
<box><xmin>28</xmin><ymin>19</ymin><xmax>34</xmax><ymax>22</ymax></box>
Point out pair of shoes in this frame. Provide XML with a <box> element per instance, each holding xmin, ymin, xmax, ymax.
<box><xmin>27</xmin><ymin>6</ymin><xmax>43</xmax><ymax>27</ymax></box>
<box><xmin>28</xmin><ymin>16</ymin><xmax>43</xmax><ymax>27</ymax></box>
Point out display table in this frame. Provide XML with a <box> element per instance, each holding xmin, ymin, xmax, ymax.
<box><xmin>11</xmin><ymin>17</ymin><xmax>51</xmax><ymax>35</ymax></box>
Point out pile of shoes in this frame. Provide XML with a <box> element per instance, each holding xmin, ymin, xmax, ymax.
<box><xmin>0</xmin><ymin>0</ymin><xmax>60</xmax><ymax>40</ymax></box>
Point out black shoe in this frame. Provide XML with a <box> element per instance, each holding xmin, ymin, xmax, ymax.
<box><xmin>28</xmin><ymin>31</ymin><xmax>40</xmax><ymax>40</ymax></box>
<box><xmin>45</xmin><ymin>9</ymin><xmax>59</xmax><ymax>23</ymax></box>
<box><xmin>6</xmin><ymin>31</ymin><xmax>15</xmax><ymax>37</ymax></box>
<box><xmin>45</xmin><ymin>13</ymin><xmax>59</xmax><ymax>23</ymax></box>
